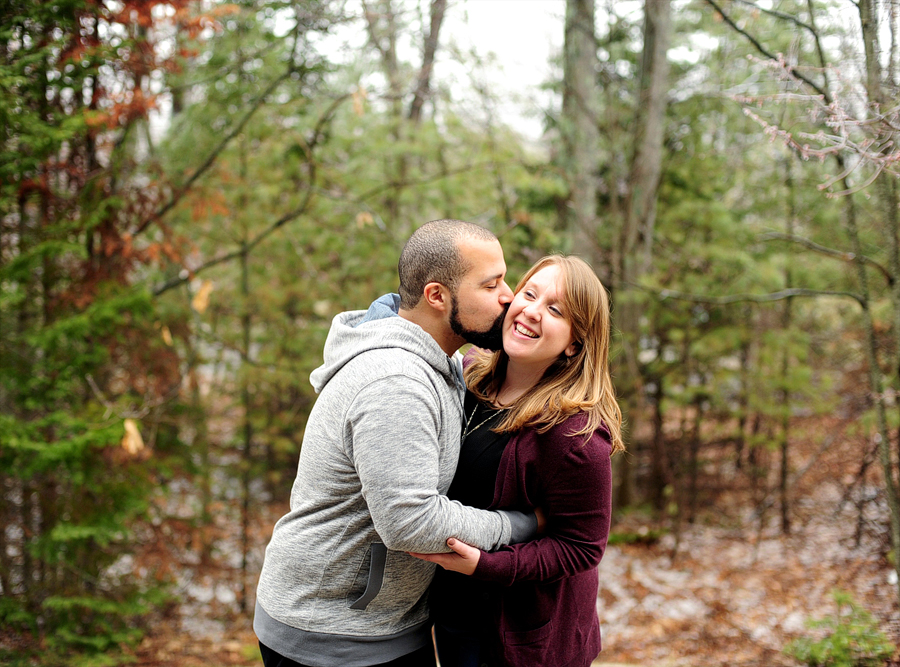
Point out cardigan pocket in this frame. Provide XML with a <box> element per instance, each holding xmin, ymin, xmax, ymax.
<box><xmin>504</xmin><ymin>618</ymin><xmax>553</xmax><ymax>645</ymax></box>
<box><xmin>348</xmin><ymin>542</ymin><xmax>387</xmax><ymax>610</ymax></box>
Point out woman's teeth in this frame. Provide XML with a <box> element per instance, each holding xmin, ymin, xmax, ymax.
<box><xmin>515</xmin><ymin>322</ymin><xmax>538</xmax><ymax>338</ymax></box>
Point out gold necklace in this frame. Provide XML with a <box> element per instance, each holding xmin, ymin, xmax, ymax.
<box><xmin>462</xmin><ymin>402</ymin><xmax>504</xmax><ymax>440</ymax></box>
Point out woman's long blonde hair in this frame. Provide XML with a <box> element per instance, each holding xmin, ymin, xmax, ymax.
<box><xmin>464</xmin><ymin>255</ymin><xmax>624</xmax><ymax>454</ymax></box>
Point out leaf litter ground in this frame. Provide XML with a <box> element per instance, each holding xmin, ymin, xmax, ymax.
<box><xmin>123</xmin><ymin>414</ymin><xmax>899</xmax><ymax>666</ymax></box>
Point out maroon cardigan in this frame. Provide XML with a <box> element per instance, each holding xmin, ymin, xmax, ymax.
<box><xmin>470</xmin><ymin>403</ymin><xmax>613</xmax><ymax>667</ymax></box>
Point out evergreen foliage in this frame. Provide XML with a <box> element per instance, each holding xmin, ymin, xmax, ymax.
<box><xmin>784</xmin><ymin>590</ymin><xmax>896</xmax><ymax>667</ymax></box>
<box><xmin>1</xmin><ymin>0</ymin><xmax>191</xmax><ymax>660</ymax></box>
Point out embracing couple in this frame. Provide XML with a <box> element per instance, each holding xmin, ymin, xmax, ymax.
<box><xmin>254</xmin><ymin>219</ymin><xmax>624</xmax><ymax>667</ymax></box>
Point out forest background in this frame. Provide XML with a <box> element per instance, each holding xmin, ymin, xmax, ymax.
<box><xmin>2</xmin><ymin>0</ymin><xmax>900</xmax><ymax>665</ymax></box>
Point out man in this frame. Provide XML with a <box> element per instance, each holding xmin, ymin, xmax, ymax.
<box><xmin>254</xmin><ymin>220</ymin><xmax>535</xmax><ymax>667</ymax></box>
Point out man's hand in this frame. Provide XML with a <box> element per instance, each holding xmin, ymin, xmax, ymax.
<box><xmin>408</xmin><ymin>537</ymin><xmax>481</xmax><ymax>575</ymax></box>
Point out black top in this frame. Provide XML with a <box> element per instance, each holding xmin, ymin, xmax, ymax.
<box><xmin>431</xmin><ymin>390</ymin><xmax>512</xmax><ymax>633</ymax></box>
<box><xmin>447</xmin><ymin>390</ymin><xmax>512</xmax><ymax>509</ymax></box>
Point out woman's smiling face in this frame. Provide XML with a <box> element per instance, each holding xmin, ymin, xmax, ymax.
<box><xmin>503</xmin><ymin>264</ymin><xmax>577</xmax><ymax>372</ymax></box>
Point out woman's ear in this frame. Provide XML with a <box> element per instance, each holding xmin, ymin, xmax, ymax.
<box><xmin>565</xmin><ymin>341</ymin><xmax>580</xmax><ymax>358</ymax></box>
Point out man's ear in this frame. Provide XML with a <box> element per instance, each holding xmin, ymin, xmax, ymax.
<box><xmin>422</xmin><ymin>282</ymin><xmax>451</xmax><ymax>313</ymax></box>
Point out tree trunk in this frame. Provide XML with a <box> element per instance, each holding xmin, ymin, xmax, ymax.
<box><xmin>240</xmin><ymin>242</ymin><xmax>253</xmax><ymax>615</ymax></box>
<box><xmin>856</xmin><ymin>0</ymin><xmax>900</xmax><ymax>604</ymax></box>
<box><xmin>614</xmin><ymin>0</ymin><xmax>672</xmax><ymax>510</ymax></box>
<box><xmin>650</xmin><ymin>371</ymin><xmax>668</xmax><ymax>511</ymax></box>
<box><xmin>364</xmin><ymin>0</ymin><xmax>447</xmax><ymax>234</ymax></box>
<box><xmin>0</xmin><ymin>478</ymin><xmax>11</xmax><ymax>596</ymax></box>
<box><xmin>562</xmin><ymin>0</ymin><xmax>600</xmax><ymax>260</ymax></box>
<box><xmin>239</xmin><ymin>122</ymin><xmax>253</xmax><ymax>613</ymax></box>
<box><xmin>408</xmin><ymin>0</ymin><xmax>447</xmax><ymax>124</ymax></box>
<box><xmin>21</xmin><ymin>481</ymin><xmax>34</xmax><ymax>607</ymax></box>
<box><xmin>688</xmin><ymin>393</ymin><xmax>703</xmax><ymax>524</ymax></box>
<box><xmin>186</xmin><ymin>334</ymin><xmax>213</xmax><ymax>564</ymax></box>
<box><xmin>622</xmin><ymin>0</ymin><xmax>671</xmax><ymax>278</ymax></box>
<box><xmin>889</xmin><ymin>0</ymin><xmax>898</xmax><ymax>87</ymax></box>
<box><xmin>735</xmin><ymin>314</ymin><xmax>753</xmax><ymax>471</ymax></box>
<box><xmin>561</xmin><ymin>0</ymin><xmax>638</xmax><ymax>508</ymax></box>
<box><xmin>779</xmin><ymin>157</ymin><xmax>795</xmax><ymax>535</ymax></box>
<box><xmin>840</xmin><ymin>171</ymin><xmax>899</xmax><ymax>602</ymax></box>
<box><xmin>363</xmin><ymin>0</ymin><xmax>403</xmax><ymax>225</ymax></box>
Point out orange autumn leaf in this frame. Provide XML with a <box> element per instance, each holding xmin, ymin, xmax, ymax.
<box><xmin>121</xmin><ymin>419</ymin><xmax>145</xmax><ymax>455</ymax></box>
<box><xmin>192</xmin><ymin>280</ymin><xmax>214</xmax><ymax>313</ymax></box>
<box><xmin>353</xmin><ymin>86</ymin><xmax>368</xmax><ymax>116</ymax></box>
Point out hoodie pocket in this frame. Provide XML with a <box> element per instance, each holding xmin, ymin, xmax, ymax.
<box><xmin>348</xmin><ymin>542</ymin><xmax>387</xmax><ymax>610</ymax></box>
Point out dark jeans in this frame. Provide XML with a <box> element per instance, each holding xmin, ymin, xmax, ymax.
<box><xmin>433</xmin><ymin>623</ymin><xmax>496</xmax><ymax>667</ymax></box>
<box><xmin>258</xmin><ymin>641</ymin><xmax>437</xmax><ymax>667</ymax></box>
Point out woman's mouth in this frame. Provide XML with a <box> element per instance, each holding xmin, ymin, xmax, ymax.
<box><xmin>514</xmin><ymin>322</ymin><xmax>538</xmax><ymax>339</ymax></box>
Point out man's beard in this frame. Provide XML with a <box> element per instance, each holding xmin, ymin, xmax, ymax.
<box><xmin>449</xmin><ymin>296</ymin><xmax>507</xmax><ymax>351</ymax></box>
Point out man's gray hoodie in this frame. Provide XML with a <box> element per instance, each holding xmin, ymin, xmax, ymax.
<box><xmin>254</xmin><ymin>295</ymin><xmax>531</xmax><ymax>667</ymax></box>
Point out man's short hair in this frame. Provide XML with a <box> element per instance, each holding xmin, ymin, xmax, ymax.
<box><xmin>398</xmin><ymin>219</ymin><xmax>497</xmax><ymax>309</ymax></box>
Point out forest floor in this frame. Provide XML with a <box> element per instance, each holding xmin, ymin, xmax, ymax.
<box><xmin>120</xmin><ymin>414</ymin><xmax>899</xmax><ymax>667</ymax></box>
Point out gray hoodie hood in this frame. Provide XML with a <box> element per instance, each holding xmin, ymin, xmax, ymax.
<box><xmin>310</xmin><ymin>293</ymin><xmax>464</xmax><ymax>394</ymax></box>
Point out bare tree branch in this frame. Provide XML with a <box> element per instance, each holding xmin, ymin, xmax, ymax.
<box><xmin>637</xmin><ymin>284</ymin><xmax>866</xmax><ymax>306</ymax></box>
<box><xmin>152</xmin><ymin>94</ymin><xmax>349</xmax><ymax>297</ymax></box>
<box><xmin>703</xmin><ymin>0</ymin><xmax>830</xmax><ymax>100</ymax></box>
<box><xmin>760</xmin><ymin>231</ymin><xmax>894</xmax><ymax>284</ymax></box>
<box><xmin>85</xmin><ymin>373</ymin><xmax>180</xmax><ymax>419</ymax></box>
<box><xmin>805</xmin><ymin>0</ymin><xmax>832</xmax><ymax>89</ymax></box>
<box><xmin>353</xmin><ymin>159</ymin><xmax>500</xmax><ymax>202</ymax></box>
<box><xmin>732</xmin><ymin>0</ymin><xmax>816</xmax><ymax>35</ymax></box>
<box><xmin>361</xmin><ymin>0</ymin><xmax>391</xmax><ymax>63</ymax></box>
<box><xmin>741</xmin><ymin>104</ymin><xmax>900</xmax><ymax>184</ymax></box>
<box><xmin>152</xmin><ymin>194</ymin><xmax>317</xmax><ymax>297</ymax></box>
<box><xmin>134</xmin><ymin>68</ymin><xmax>295</xmax><ymax>237</ymax></box>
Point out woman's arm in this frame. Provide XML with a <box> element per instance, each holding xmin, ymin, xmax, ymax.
<box><xmin>410</xmin><ymin>427</ymin><xmax>612</xmax><ymax>585</ymax></box>
<box><xmin>475</xmin><ymin>426</ymin><xmax>612</xmax><ymax>586</ymax></box>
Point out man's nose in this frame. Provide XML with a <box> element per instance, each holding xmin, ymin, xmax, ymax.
<box><xmin>499</xmin><ymin>281</ymin><xmax>514</xmax><ymax>304</ymax></box>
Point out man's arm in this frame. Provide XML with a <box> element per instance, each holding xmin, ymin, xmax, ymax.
<box><xmin>347</xmin><ymin>375</ymin><xmax>524</xmax><ymax>553</ymax></box>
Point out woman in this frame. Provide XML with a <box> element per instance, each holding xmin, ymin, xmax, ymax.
<box><xmin>410</xmin><ymin>255</ymin><xmax>624</xmax><ymax>667</ymax></box>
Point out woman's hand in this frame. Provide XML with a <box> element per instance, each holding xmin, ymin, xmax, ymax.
<box><xmin>535</xmin><ymin>506</ymin><xmax>547</xmax><ymax>535</ymax></box>
<box><xmin>408</xmin><ymin>537</ymin><xmax>481</xmax><ymax>575</ymax></box>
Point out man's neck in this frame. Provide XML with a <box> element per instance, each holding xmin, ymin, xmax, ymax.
<box><xmin>398</xmin><ymin>307</ymin><xmax>462</xmax><ymax>357</ymax></box>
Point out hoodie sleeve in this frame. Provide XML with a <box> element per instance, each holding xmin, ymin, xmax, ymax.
<box><xmin>345</xmin><ymin>375</ymin><xmax>513</xmax><ymax>554</ymax></box>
